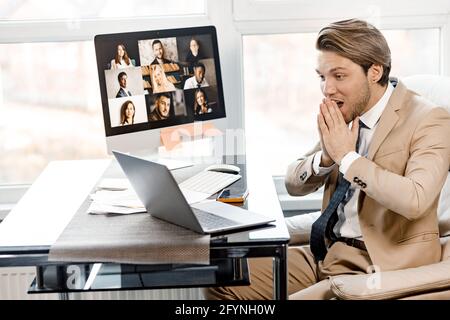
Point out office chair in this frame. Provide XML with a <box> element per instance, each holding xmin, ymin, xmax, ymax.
<box><xmin>285</xmin><ymin>75</ymin><xmax>450</xmax><ymax>299</ymax></box>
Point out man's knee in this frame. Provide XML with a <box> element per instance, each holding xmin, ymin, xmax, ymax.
<box><xmin>202</xmin><ymin>257</ymin><xmax>275</xmax><ymax>300</ymax></box>
<box><xmin>289</xmin><ymin>279</ymin><xmax>334</xmax><ymax>300</ymax></box>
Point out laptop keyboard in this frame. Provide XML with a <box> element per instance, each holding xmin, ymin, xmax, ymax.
<box><xmin>192</xmin><ymin>208</ymin><xmax>241</xmax><ymax>230</ymax></box>
<box><xmin>179</xmin><ymin>170</ymin><xmax>241</xmax><ymax>194</ymax></box>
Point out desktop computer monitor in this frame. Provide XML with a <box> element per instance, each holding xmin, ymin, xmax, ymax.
<box><xmin>94</xmin><ymin>26</ymin><xmax>227</xmax><ymax>155</ymax></box>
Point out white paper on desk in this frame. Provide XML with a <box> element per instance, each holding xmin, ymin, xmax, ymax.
<box><xmin>88</xmin><ymin>202</ymin><xmax>146</xmax><ymax>215</ymax></box>
<box><xmin>180</xmin><ymin>188</ymin><xmax>213</xmax><ymax>204</ymax></box>
<box><xmin>97</xmin><ymin>178</ymin><xmax>131</xmax><ymax>191</ymax></box>
<box><xmin>90</xmin><ymin>189</ymin><xmax>144</xmax><ymax>208</ymax></box>
<box><xmin>90</xmin><ymin>183</ymin><xmax>211</xmax><ymax>216</ymax></box>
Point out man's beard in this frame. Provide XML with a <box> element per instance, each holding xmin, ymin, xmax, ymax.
<box><xmin>349</xmin><ymin>80</ymin><xmax>371</xmax><ymax>122</ymax></box>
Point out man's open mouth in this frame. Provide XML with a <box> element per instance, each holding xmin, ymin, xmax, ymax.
<box><xmin>332</xmin><ymin>99</ymin><xmax>344</xmax><ymax>108</ymax></box>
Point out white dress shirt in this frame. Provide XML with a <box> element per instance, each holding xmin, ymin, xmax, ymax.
<box><xmin>183</xmin><ymin>76</ymin><xmax>209</xmax><ymax>89</ymax></box>
<box><xmin>312</xmin><ymin>82</ymin><xmax>394</xmax><ymax>239</ymax></box>
<box><xmin>111</xmin><ymin>58</ymin><xmax>132</xmax><ymax>69</ymax></box>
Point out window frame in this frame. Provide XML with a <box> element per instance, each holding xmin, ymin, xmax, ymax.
<box><xmin>234</xmin><ymin>10</ymin><xmax>450</xmax><ymax>76</ymax></box>
<box><xmin>233</xmin><ymin>0</ymin><xmax>450</xmax><ymax>24</ymax></box>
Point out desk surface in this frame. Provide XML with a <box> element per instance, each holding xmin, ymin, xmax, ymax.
<box><xmin>0</xmin><ymin>155</ymin><xmax>290</xmax><ymax>257</ymax></box>
<box><xmin>0</xmin><ymin>155</ymin><xmax>290</xmax><ymax>299</ymax></box>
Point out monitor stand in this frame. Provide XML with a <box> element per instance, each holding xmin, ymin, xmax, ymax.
<box><xmin>160</xmin><ymin>122</ymin><xmax>221</xmax><ymax>154</ymax></box>
<box><xmin>132</xmin><ymin>122</ymin><xmax>223</xmax><ymax>169</ymax></box>
<box><xmin>131</xmin><ymin>147</ymin><xmax>195</xmax><ymax>171</ymax></box>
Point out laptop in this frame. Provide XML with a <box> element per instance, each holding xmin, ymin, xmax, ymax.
<box><xmin>112</xmin><ymin>151</ymin><xmax>275</xmax><ymax>234</ymax></box>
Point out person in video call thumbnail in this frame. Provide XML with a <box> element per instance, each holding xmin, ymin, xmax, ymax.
<box><xmin>186</xmin><ymin>38</ymin><xmax>201</xmax><ymax>71</ymax></box>
<box><xmin>149</xmin><ymin>93</ymin><xmax>171</xmax><ymax>121</ymax></box>
<box><xmin>194</xmin><ymin>88</ymin><xmax>212</xmax><ymax>115</ymax></box>
<box><xmin>150</xmin><ymin>64</ymin><xmax>176</xmax><ymax>94</ymax></box>
<box><xmin>110</xmin><ymin>44</ymin><xmax>133</xmax><ymax>69</ymax></box>
<box><xmin>184</xmin><ymin>62</ymin><xmax>209</xmax><ymax>89</ymax></box>
<box><xmin>150</xmin><ymin>40</ymin><xmax>172</xmax><ymax>65</ymax></box>
<box><xmin>116</xmin><ymin>71</ymin><xmax>132</xmax><ymax>98</ymax></box>
<box><xmin>119</xmin><ymin>100</ymin><xmax>135</xmax><ymax>125</ymax></box>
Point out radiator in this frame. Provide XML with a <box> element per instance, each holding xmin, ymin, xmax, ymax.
<box><xmin>0</xmin><ymin>267</ymin><xmax>204</xmax><ymax>300</ymax></box>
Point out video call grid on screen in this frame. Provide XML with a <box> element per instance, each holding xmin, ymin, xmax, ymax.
<box><xmin>94</xmin><ymin>26</ymin><xmax>226</xmax><ymax>137</ymax></box>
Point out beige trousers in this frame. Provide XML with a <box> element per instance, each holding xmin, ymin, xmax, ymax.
<box><xmin>203</xmin><ymin>242</ymin><xmax>372</xmax><ymax>300</ymax></box>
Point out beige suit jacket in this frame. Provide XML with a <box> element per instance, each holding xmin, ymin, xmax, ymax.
<box><xmin>285</xmin><ymin>81</ymin><xmax>450</xmax><ymax>271</ymax></box>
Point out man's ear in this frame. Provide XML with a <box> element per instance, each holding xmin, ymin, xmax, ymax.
<box><xmin>368</xmin><ymin>64</ymin><xmax>383</xmax><ymax>83</ymax></box>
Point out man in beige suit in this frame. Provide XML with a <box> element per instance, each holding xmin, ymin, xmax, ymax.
<box><xmin>205</xmin><ymin>19</ymin><xmax>450</xmax><ymax>300</ymax></box>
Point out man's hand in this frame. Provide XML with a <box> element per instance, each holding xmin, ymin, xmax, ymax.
<box><xmin>318</xmin><ymin>98</ymin><xmax>359</xmax><ymax>165</ymax></box>
<box><xmin>317</xmin><ymin>116</ymin><xmax>335</xmax><ymax>167</ymax></box>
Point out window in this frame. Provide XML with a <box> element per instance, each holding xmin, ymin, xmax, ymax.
<box><xmin>243</xmin><ymin>32</ymin><xmax>320</xmax><ymax>176</ymax></box>
<box><xmin>243</xmin><ymin>28</ymin><xmax>441</xmax><ymax>176</ymax></box>
<box><xmin>0</xmin><ymin>0</ymin><xmax>208</xmax><ymax>186</ymax></box>
<box><xmin>0</xmin><ymin>0</ymin><xmax>205</xmax><ymax>21</ymax></box>
<box><xmin>0</xmin><ymin>41</ymin><xmax>107</xmax><ymax>184</ymax></box>
<box><xmin>384</xmin><ymin>29</ymin><xmax>441</xmax><ymax>76</ymax></box>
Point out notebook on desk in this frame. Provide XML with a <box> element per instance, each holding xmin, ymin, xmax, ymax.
<box><xmin>112</xmin><ymin>151</ymin><xmax>274</xmax><ymax>234</ymax></box>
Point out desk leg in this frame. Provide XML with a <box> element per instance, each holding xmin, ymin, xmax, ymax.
<box><xmin>232</xmin><ymin>258</ymin><xmax>243</xmax><ymax>280</ymax></box>
<box><xmin>35</xmin><ymin>266</ymin><xmax>44</xmax><ymax>289</ymax></box>
<box><xmin>273</xmin><ymin>244</ymin><xmax>288</xmax><ymax>300</ymax></box>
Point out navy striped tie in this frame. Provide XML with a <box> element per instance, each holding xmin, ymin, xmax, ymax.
<box><xmin>310</xmin><ymin>120</ymin><xmax>365</xmax><ymax>262</ymax></box>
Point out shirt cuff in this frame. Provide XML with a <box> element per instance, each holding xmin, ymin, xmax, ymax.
<box><xmin>339</xmin><ymin>151</ymin><xmax>361</xmax><ymax>175</ymax></box>
<box><xmin>312</xmin><ymin>151</ymin><xmax>336</xmax><ymax>176</ymax></box>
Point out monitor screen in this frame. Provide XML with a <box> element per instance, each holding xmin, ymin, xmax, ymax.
<box><xmin>94</xmin><ymin>26</ymin><xmax>226</xmax><ymax>138</ymax></box>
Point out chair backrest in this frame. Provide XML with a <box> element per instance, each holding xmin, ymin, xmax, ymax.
<box><xmin>401</xmin><ymin>75</ymin><xmax>450</xmax><ymax>237</ymax></box>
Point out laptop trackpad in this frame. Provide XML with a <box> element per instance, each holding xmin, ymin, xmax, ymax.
<box><xmin>191</xmin><ymin>201</ymin><xmax>273</xmax><ymax>225</ymax></box>
<box><xmin>191</xmin><ymin>207</ymin><xmax>241</xmax><ymax>230</ymax></box>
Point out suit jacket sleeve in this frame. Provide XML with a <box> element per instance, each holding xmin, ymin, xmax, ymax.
<box><xmin>344</xmin><ymin>107</ymin><xmax>450</xmax><ymax>220</ymax></box>
<box><xmin>285</xmin><ymin>142</ymin><xmax>332</xmax><ymax>196</ymax></box>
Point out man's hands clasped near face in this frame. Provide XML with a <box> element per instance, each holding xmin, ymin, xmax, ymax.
<box><xmin>318</xmin><ymin>98</ymin><xmax>360</xmax><ymax>166</ymax></box>
<box><xmin>314</xmin><ymin>51</ymin><xmax>387</xmax><ymax>168</ymax></box>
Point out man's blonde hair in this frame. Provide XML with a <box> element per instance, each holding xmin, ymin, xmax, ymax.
<box><xmin>316</xmin><ymin>19</ymin><xmax>391</xmax><ymax>86</ymax></box>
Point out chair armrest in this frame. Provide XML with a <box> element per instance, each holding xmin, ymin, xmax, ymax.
<box><xmin>438</xmin><ymin>174</ymin><xmax>450</xmax><ymax>236</ymax></box>
<box><xmin>330</xmin><ymin>259</ymin><xmax>450</xmax><ymax>300</ymax></box>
